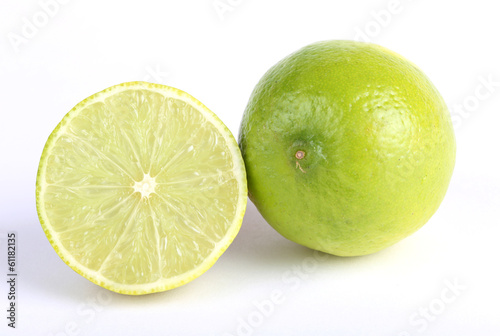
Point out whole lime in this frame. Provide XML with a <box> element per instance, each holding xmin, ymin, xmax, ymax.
<box><xmin>239</xmin><ymin>40</ymin><xmax>456</xmax><ymax>256</ymax></box>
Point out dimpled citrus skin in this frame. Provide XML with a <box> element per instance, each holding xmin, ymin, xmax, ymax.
<box><xmin>239</xmin><ymin>40</ymin><xmax>456</xmax><ymax>256</ymax></box>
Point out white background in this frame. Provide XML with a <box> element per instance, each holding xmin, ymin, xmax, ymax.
<box><xmin>1</xmin><ymin>0</ymin><xmax>500</xmax><ymax>335</ymax></box>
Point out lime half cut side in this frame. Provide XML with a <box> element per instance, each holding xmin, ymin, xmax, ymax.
<box><xmin>36</xmin><ymin>82</ymin><xmax>247</xmax><ymax>295</ymax></box>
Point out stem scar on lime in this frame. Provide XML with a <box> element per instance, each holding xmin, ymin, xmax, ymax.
<box><xmin>295</xmin><ymin>150</ymin><xmax>305</xmax><ymax>160</ymax></box>
<box><xmin>295</xmin><ymin>150</ymin><xmax>307</xmax><ymax>173</ymax></box>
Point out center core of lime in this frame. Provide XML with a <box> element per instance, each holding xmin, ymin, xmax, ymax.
<box><xmin>133</xmin><ymin>173</ymin><xmax>157</xmax><ymax>198</ymax></box>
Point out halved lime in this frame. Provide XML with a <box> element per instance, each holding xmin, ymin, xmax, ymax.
<box><xmin>36</xmin><ymin>82</ymin><xmax>247</xmax><ymax>294</ymax></box>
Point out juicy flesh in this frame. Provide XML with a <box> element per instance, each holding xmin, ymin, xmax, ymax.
<box><xmin>41</xmin><ymin>89</ymin><xmax>240</xmax><ymax>285</ymax></box>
